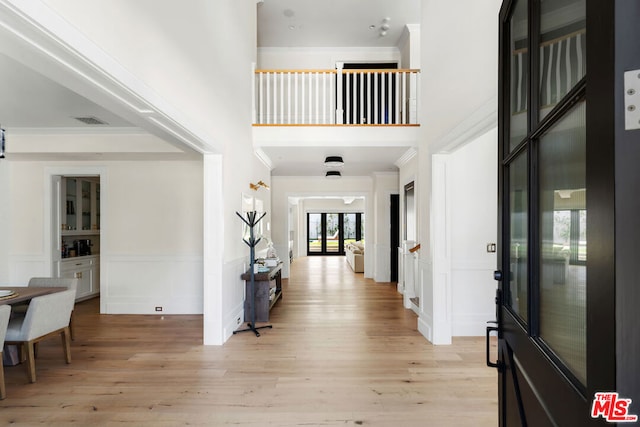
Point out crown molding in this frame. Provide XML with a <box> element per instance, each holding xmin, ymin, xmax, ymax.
<box><xmin>395</xmin><ymin>147</ymin><xmax>417</xmax><ymax>168</ymax></box>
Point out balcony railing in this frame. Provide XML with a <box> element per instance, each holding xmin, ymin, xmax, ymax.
<box><xmin>253</xmin><ymin>68</ymin><xmax>420</xmax><ymax>126</ymax></box>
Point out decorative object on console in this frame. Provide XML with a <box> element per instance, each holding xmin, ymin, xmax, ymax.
<box><xmin>234</xmin><ymin>210</ymin><xmax>272</xmax><ymax>337</ymax></box>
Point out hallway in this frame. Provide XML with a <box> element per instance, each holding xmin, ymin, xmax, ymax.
<box><xmin>1</xmin><ymin>256</ymin><xmax>497</xmax><ymax>426</ymax></box>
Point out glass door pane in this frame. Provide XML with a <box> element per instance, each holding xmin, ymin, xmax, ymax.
<box><xmin>539</xmin><ymin>101</ymin><xmax>587</xmax><ymax>385</ymax></box>
<box><xmin>344</xmin><ymin>213</ymin><xmax>356</xmax><ymax>245</ymax></box>
<box><xmin>539</xmin><ymin>0</ymin><xmax>586</xmax><ymax>119</ymax></box>
<box><xmin>308</xmin><ymin>213</ymin><xmax>322</xmax><ymax>253</ymax></box>
<box><xmin>325</xmin><ymin>213</ymin><xmax>340</xmax><ymax>253</ymax></box>
<box><xmin>509</xmin><ymin>0</ymin><xmax>528</xmax><ymax>151</ymax></box>
<box><xmin>507</xmin><ymin>152</ymin><xmax>528</xmax><ymax>322</ymax></box>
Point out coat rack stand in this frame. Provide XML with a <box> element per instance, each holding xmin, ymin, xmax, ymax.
<box><xmin>233</xmin><ymin>211</ymin><xmax>272</xmax><ymax>337</ymax></box>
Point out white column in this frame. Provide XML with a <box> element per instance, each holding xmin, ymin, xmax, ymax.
<box><xmin>203</xmin><ymin>154</ymin><xmax>224</xmax><ymax>345</ymax></box>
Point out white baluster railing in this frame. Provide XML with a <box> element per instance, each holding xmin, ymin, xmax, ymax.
<box><xmin>253</xmin><ymin>69</ymin><xmax>420</xmax><ymax>125</ymax></box>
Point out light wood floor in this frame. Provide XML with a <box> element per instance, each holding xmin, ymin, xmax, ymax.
<box><xmin>1</xmin><ymin>256</ymin><xmax>497</xmax><ymax>426</ymax></box>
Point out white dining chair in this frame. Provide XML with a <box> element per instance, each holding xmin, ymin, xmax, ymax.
<box><xmin>4</xmin><ymin>289</ymin><xmax>75</xmax><ymax>383</ymax></box>
<box><xmin>0</xmin><ymin>304</ymin><xmax>11</xmax><ymax>399</ymax></box>
<box><xmin>16</xmin><ymin>277</ymin><xmax>78</xmax><ymax>339</ymax></box>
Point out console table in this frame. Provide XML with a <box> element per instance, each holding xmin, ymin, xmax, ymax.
<box><xmin>241</xmin><ymin>263</ymin><xmax>282</xmax><ymax>322</ymax></box>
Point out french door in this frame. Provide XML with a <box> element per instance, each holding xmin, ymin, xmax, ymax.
<box><xmin>307</xmin><ymin>213</ymin><xmax>363</xmax><ymax>255</ymax></box>
<box><xmin>493</xmin><ymin>0</ymin><xmax>617</xmax><ymax>425</ymax></box>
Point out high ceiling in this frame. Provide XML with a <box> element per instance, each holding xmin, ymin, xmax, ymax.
<box><xmin>257</xmin><ymin>0</ymin><xmax>420</xmax><ymax>48</ymax></box>
<box><xmin>0</xmin><ymin>1</ymin><xmax>420</xmax><ymax>175</ymax></box>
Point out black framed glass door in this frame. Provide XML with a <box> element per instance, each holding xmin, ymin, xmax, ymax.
<box><xmin>307</xmin><ymin>213</ymin><xmax>363</xmax><ymax>255</ymax></box>
<box><xmin>493</xmin><ymin>1</ymin><xmax>616</xmax><ymax>425</ymax></box>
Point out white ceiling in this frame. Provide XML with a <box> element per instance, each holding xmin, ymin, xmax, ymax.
<box><xmin>257</xmin><ymin>0</ymin><xmax>420</xmax><ymax>48</ymax></box>
<box><xmin>0</xmin><ymin>1</ymin><xmax>420</xmax><ymax>175</ymax></box>
<box><xmin>0</xmin><ymin>53</ymin><xmax>133</xmax><ymax>129</ymax></box>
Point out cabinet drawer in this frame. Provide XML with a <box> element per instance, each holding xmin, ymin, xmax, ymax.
<box><xmin>60</xmin><ymin>258</ymin><xmax>92</xmax><ymax>272</ymax></box>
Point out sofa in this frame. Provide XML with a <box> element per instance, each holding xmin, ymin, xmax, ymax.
<box><xmin>345</xmin><ymin>241</ymin><xmax>365</xmax><ymax>273</ymax></box>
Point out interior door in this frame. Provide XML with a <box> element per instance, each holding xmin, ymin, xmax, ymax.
<box><xmin>491</xmin><ymin>1</ymin><xmax>615</xmax><ymax>425</ymax></box>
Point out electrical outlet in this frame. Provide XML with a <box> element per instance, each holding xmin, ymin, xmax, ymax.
<box><xmin>486</xmin><ymin>243</ymin><xmax>497</xmax><ymax>253</ymax></box>
<box><xmin>155</xmin><ymin>306</ymin><xmax>163</xmax><ymax>312</ymax></box>
<box><xmin>237</xmin><ymin>317</ymin><xmax>242</xmax><ymax>325</ymax></box>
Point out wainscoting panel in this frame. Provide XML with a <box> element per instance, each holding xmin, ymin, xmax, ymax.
<box><xmin>8</xmin><ymin>255</ymin><xmax>49</xmax><ymax>284</ymax></box>
<box><xmin>374</xmin><ymin>243</ymin><xmax>391</xmax><ymax>283</ymax></box>
<box><xmin>451</xmin><ymin>257</ymin><xmax>496</xmax><ymax>336</ymax></box>
<box><xmin>103</xmin><ymin>255</ymin><xmax>203</xmax><ymax>314</ymax></box>
<box><xmin>222</xmin><ymin>256</ymin><xmax>248</xmax><ymax>341</ymax></box>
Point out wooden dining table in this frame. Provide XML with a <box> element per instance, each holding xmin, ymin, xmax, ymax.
<box><xmin>0</xmin><ymin>286</ymin><xmax>67</xmax><ymax>306</ymax></box>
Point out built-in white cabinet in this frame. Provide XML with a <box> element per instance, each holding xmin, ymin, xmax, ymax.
<box><xmin>60</xmin><ymin>256</ymin><xmax>100</xmax><ymax>301</ymax></box>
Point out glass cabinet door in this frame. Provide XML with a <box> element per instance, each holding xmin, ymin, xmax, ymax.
<box><xmin>82</xmin><ymin>180</ymin><xmax>91</xmax><ymax>231</ymax></box>
<box><xmin>65</xmin><ymin>178</ymin><xmax>77</xmax><ymax>231</ymax></box>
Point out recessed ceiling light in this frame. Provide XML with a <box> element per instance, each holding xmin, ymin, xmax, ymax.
<box><xmin>326</xmin><ymin>171</ymin><xmax>342</xmax><ymax>179</ymax></box>
<box><xmin>289</xmin><ymin>25</ymin><xmax>296</xmax><ymax>30</ymax></box>
<box><xmin>324</xmin><ymin>156</ymin><xmax>344</xmax><ymax>168</ymax></box>
<box><xmin>369</xmin><ymin>25</ymin><xmax>376</xmax><ymax>30</ymax></box>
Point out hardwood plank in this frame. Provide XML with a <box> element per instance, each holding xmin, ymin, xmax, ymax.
<box><xmin>0</xmin><ymin>256</ymin><xmax>497</xmax><ymax>426</ymax></box>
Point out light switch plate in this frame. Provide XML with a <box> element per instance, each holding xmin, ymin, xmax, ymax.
<box><xmin>624</xmin><ymin>69</ymin><xmax>640</xmax><ymax>131</ymax></box>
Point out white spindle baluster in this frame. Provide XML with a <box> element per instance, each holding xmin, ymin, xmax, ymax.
<box><xmin>395</xmin><ymin>71</ymin><xmax>400</xmax><ymax>125</ymax></box>
<box><xmin>308</xmin><ymin>72</ymin><xmax>313</xmax><ymax>124</ymax></box>
<box><xmin>565</xmin><ymin>37</ymin><xmax>572</xmax><ymax>89</ymax></box>
<box><xmin>516</xmin><ymin>53</ymin><xmax>523</xmax><ymax>112</ymax></box>
<box><xmin>352</xmin><ymin>71</ymin><xmax>357</xmax><ymax>124</ymax></box>
<box><xmin>336</xmin><ymin>64</ymin><xmax>344</xmax><ymax>124</ymax></box>
<box><xmin>301</xmin><ymin>72</ymin><xmax>306</xmax><ymax>124</ymax></box>
<box><xmin>287</xmin><ymin>72</ymin><xmax>292</xmax><ymax>124</ymax></box>
<box><xmin>555</xmin><ymin>40</ymin><xmax>562</xmax><ymax>102</ymax></box>
<box><xmin>273</xmin><ymin>72</ymin><xmax>277</xmax><ymax>124</ymax></box>
<box><xmin>402</xmin><ymin>73</ymin><xmax>409</xmax><ymax>124</ymax></box>
<box><xmin>322</xmin><ymin>72</ymin><xmax>327</xmax><ymax>124</ymax></box>
<box><xmin>345</xmin><ymin>72</ymin><xmax>351</xmax><ymax>124</ymax></box>
<box><xmin>277</xmin><ymin>73</ymin><xmax>284</xmax><ymax>125</ymax></box>
<box><xmin>374</xmin><ymin>72</ymin><xmax>379</xmax><ymax>124</ymax></box>
<box><xmin>266</xmin><ymin>72</ymin><xmax>271</xmax><ymax>124</ymax></box>
<box><xmin>294</xmin><ymin>72</ymin><xmax>299</xmax><ymax>124</ymax></box>
<box><xmin>330</xmin><ymin>72</ymin><xmax>335</xmax><ymax>124</ymax></box>
<box><xmin>359</xmin><ymin>71</ymin><xmax>364</xmax><ymax>124</ymax></box>
<box><xmin>576</xmin><ymin>33</ymin><xmax>583</xmax><ymax>79</ymax></box>
<box><xmin>366</xmin><ymin>73</ymin><xmax>371</xmax><ymax>125</ymax></box>
<box><xmin>546</xmin><ymin>44</ymin><xmax>554</xmax><ymax>105</ymax></box>
<box><xmin>259</xmin><ymin>72</ymin><xmax>264</xmax><ymax>124</ymax></box>
<box><xmin>315</xmin><ymin>72</ymin><xmax>319</xmax><ymax>125</ymax></box>
<box><xmin>387</xmin><ymin>71</ymin><xmax>392</xmax><ymax>124</ymax></box>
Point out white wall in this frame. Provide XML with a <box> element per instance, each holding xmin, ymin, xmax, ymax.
<box><xmin>372</xmin><ymin>172</ymin><xmax>399</xmax><ymax>282</ymax></box>
<box><xmin>4</xmin><ymin>159</ymin><xmax>204</xmax><ymax>315</ymax></box>
<box><xmin>449</xmin><ymin>128</ymin><xmax>497</xmax><ymax>336</ymax></box>
<box><xmin>0</xmin><ymin>160</ymin><xmax>9</xmax><ymax>282</ymax></box>
<box><xmin>258</xmin><ymin>47</ymin><xmax>401</xmax><ymax>69</ymax></box>
<box><xmin>34</xmin><ymin>0</ymin><xmax>262</xmax><ymax>344</ymax></box>
<box><xmin>413</xmin><ymin>0</ymin><xmax>501</xmax><ymax>344</ymax></box>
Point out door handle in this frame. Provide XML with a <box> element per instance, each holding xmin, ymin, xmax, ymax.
<box><xmin>486</xmin><ymin>322</ymin><xmax>500</xmax><ymax>369</ymax></box>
